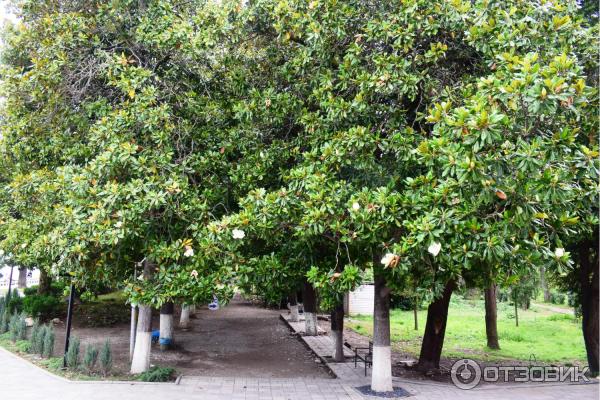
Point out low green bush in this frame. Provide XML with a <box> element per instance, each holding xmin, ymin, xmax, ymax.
<box><xmin>16</xmin><ymin>340</ymin><xmax>31</xmax><ymax>353</ymax></box>
<box><xmin>550</xmin><ymin>291</ymin><xmax>566</xmax><ymax>305</ymax></box>
<box><xmin>42</xmin><ymin>325</ymin><xmax>55</xmax><ymax>358</ymax></box>
<box><xmin>7</xmin><ymin>293</ymin><xmax>23</xmax><ymax>315</ymax></box>
<box><xmin>22</xmin><ymin>295</ymin><xmax>62</xmax><ymax>320</ymax></box>
<box><xmin>35</xmin><ymin>324</ymin><xmax>48</xmax><ymax>356</ymax></box>
<box><xmin>9</xmin><ymin>313</ymin><xmax>26</xmax><ymax>342</ymax></box>
<box><xmin>83</xmin><ymin>344</ymin><xmax>99</xmax><ymax>372</ymax></box>
<box><xmin>29</xmin><ymin>321</ymin><xmax>41</xmax><ymax>354</ymax></box>
<box><xmin>99</xmin><ymin>339</ymin><xmax>112</xmax><ymax>376</ymax></box>
<box><xmin>65</xmin><ymin>336</ymin><xmax>80</xmax><ymax>369</ymax></box>
<box><xmin>138</xmin><ymin>366</ymin><xmax>175</xmax><ymax>382</ymax></box>
<box><xmin>24</xmin><ymin>282</ymin><xmax>67</xmax><ymax>297</ymax></box>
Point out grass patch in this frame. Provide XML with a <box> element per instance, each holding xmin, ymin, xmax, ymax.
<box><xmin>347</xmin><ymin>297</ymin><xmax>586</xmax><ymax>365</ymax></box>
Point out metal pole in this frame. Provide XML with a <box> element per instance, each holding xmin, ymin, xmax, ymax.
<box><xmin>6</xmin><ymin>265</ymin><xmax>14</xmax><ymax>302</ymax></box>
<box><xmin>130</xmin><ymin>304</ymin><xmax>138</xmax><ymax>361</ymax></box>
<box><xmin>63</xmin><ymin>283</ymin><xmax>75</xmax><ymax>368</ymax></box>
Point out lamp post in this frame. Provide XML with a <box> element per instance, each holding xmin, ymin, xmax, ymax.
<box><xmin>6</xmin><ymin>265</ymin><xmax>14</xmax><ymax>302</ymax></box>
<box><xmin>62</xmin><ymin>282</ymin><xmax>76</xmax><ymax>368</ymax></box>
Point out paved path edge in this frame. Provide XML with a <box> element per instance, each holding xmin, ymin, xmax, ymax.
<box><xmin>0</xmin><ymin>345</ymin><xmax>180</xmax><ymax>386</ymax></box>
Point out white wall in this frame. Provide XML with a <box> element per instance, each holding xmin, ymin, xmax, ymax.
<box><xmin>345</xmin><ymin>284</ymin><xmax>374</xmax><ymax>316</ymax></box>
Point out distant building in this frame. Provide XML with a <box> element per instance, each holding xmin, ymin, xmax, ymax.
<box><xmin>0</xmin><ymin>266</ymin><xmax>40</xmax><ymax>292</ymax></box>
<box><xmin>344</xmin><ymin>284</ymin><xmax>374</xmax><ymax>316</ymax></box>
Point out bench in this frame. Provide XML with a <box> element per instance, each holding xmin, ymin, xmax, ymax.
<box><xmin>352</xmin><ymin>341</ymin><xmax>373</xmax><ymax>376</ymax></box>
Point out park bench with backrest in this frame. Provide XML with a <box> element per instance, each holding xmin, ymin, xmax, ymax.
<box><xmin>352</xmin><ymin>341</ymin><xmax>372</xmax><ymax>376</ymax></box>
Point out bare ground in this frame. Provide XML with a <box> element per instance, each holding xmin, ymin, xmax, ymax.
<box><xmin>51</xmin><ymin>295</ymin><xmax>330</xmax><ymax>378</ymax></box>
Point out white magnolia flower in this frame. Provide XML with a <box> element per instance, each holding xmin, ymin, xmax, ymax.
<box><xmin>428</xmin><ymin>242</ymin><xmax>442</xmax><ymax>257</ymax></box>
<box><xmin>232</xmin><ymin>229</ymin><xmax>245</xmax><ymax>240</ymax></box>
<box><xmin>0</xmin><ymin>249</ymin><xmax>4</xmax><ymax>256</ymax></box>
<box><xmin>554</xmin><ymin>247</ymin><xmax>565</xmax><ymax>258</ymax></box>
<box><xmin>380</xmin><ymin>253</ymin><xmax>397</xmax><ymax>267</ymax></box>
<box><xmin>21</xmin><ymin>243</ymin><xmax>27</xmax><ymax>249</ymax></box>
<box><xmin>115</xmin><ymin>221</ymin><xmax>123</xmax><ymax>228</ymax></box>
<box><xmin>190</xmin><ymin>269</ymin><xmax>198</xmax><ymax>278</ymax></box>
<box><xmin>352</xmin><ymin>202</ymin><xmax>360</xmax><ymax>211</ymax></box>
<box><xmin>184</xmin><ymin>245</ymin><xmax>194</xmax><ymax>257</ymax></box>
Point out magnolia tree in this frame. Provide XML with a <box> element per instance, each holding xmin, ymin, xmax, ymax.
<box><xmin>221</xmin><ymin>0</ymin><xmax>598</xmax><ymax>390</ymax></box>
<box><xmin>0</xmin><ymin>0</ymin><xmax>296</xmax><ymax>373</ymax></box>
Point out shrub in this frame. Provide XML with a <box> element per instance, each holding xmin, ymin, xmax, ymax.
<box><xmin>22</xmin><ymin>295</ymin><xmax>62</xmax><ymax>320</ymax></box>
<box><xmin>390</xmin><ymin>294</ymin><xmax>422</xmax><ymax>311</ymax></box>
<box><xmin>16</xmin><ymin>314</ymin><xmax>27</xmax><ymax>341</ymax></box>
<box><xmin>83</xmin><ymin>344</ymin><xmax>99</xmax><ymax>373</ymax></box>
<box><xmin>7</xmin><ymin>294</ymin><xmax>23</xmax><ymax>315</ymax></box>
<box><xmin>548</xmin><ymin>313</ymin><xmax>575</xmax><ymax>322</ymax></box>
<box><xmin>43</xmin><ymin>325</ymin><xmax>55</xmax><ymax>358</ymax></box>
<box><xmin>16</xmin><ymin>340</ymin><xmax>31</xmax><ymax>353</ymax></box>
<box><xmin>8</xmin><ymin>312</ymin><xmax>20</xmax><ymax>342</ymax></box>
<box><xmin>65</xmin><ymin>336</ymin><xmax>80</xmax><ymax>369</ymax></box>
<box><xmin>0</xmin><ymin>303</ymin><xmax>8</xmax><ymax>334</ymax></box>
<box><xmin>35</xmin><ymin>324</ymin><xmax>48</xmax><ymax>356</ymax></box>
<box><xmin>550</xmin><ymin>292</ymin><xmax>566</xmax><ymax>305</ymax></box>
<box><xmin>138</xmin><ymin>366</ymin><xmax>175</xmax><ymax>382</ymax></box>
<box><xmin>29</xmin><ymin>320</ymin><xmax>41</xmax><ymax>354</ymax></box>
<box><xmin>24</xmin><ymin>282</ymin><xmax>65</xmax><ymax>297</ymax></box>
<box><xmin>99</xmin><ymin>339</ymin><xmax>112</xmax><ymax>376</ymax></box>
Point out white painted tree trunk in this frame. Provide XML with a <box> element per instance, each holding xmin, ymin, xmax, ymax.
<box><xmin>371</xmin><ymin>345</ymin><xmax>393</xmax><ymax>392</ymax></box>
<box><xmin>130</xmin><ymin>305</ymin><xmax>152</xmax><ymax>374</ymax></box>
<box><xmin>371</xmin><ymin>267</ymin><xmax>393</xmax><ymax>392</ymax></box>
<box><xmin>180</xmin><ymin>305</ymin><xmax>190</xmax><ymax>329</ymax></box>
<box><xmin>304</xmin><ymin>312</ymin><xmax>318</xmax><ymax>336</ymax></box>
<box><xmin>130</xmin><ymin>260</ymin><xmax>153</xmax><ymax>374</ymax></box>
<box><xmin>290</xmin><ymin>305</ymin><xmax>299</xmax><ymax>322</ymax></box>
<box><xmin>159</xmin><ymin>302</ymin><xmax>174</xmax><ymax>350</ymax></box>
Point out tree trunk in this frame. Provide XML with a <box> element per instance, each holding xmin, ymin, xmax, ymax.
<box><xmin>180</xmin><ymin>304</ymin><xmax>190</xmax><ymax>330</ymax></box>
<box><xmin>540</xmin><ymin>266</ymin><xmax>551</xmax><ymax>303</ymax></box>
<box><xmin>413</xmin><ymin>299</ymin><xmax>418</xmax><ymax>331</ymax></box>
<box><xmin>371</xmin><ymin>267</ymin><xmax>393</xmax><ymax>392</ymax></box>
<box><xmin>484</xmin><ymin>283</ymin><xmax>500</xmax><ymax>350</ymax></box>
<box><xmin>130</xmin><ymin>260</ymin><xmax>154</xmax><ymax>374</ymax></box>
<box><xmin>303</xmin><ymin>281</ymin><xmax>318</xmax><ymax>336</ymax></box>
<box><xmin>330</xmin><ymin>302</ymin><xmax>345</xmax><ymax>362</ymax></box>
<box><xmin>17</xmin><ymin>267</ymin><xmax>27</xmax><ymax>289</ymax></box>
<box><xmin>579</xmin><ymin>240</ymin><xmax>599</xmax><ymax>375</ymax></box>
<box><xmin>289</xmin><ymin>292</ymin><xmax>299</xmax><ymax>322</ymax></box>
<box><xmin>514</xmin><ymin>301</ymin><xmax>519</xmax><ymax>327</ymax></box>
<box><xmin>38</xmin><ymin>268</ymin><xmax>51</xmax><ymax>295</ymax></box>
<box><xmin>417</xmin><ymin>280</ymin><xmax>455</xmax><ymax>372</ymax></box>
<box><xmin>160</xmin><ymin>301</ymin><xmax>174</xmax><ymax>350</ymax></box>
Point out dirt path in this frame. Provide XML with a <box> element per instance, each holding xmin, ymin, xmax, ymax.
<box><xmin>533</xmin><ymin>302</ymin><xmax>575</xmax><ymax>315</ymax></box>
<box><xmin>54</xmin><ymin>295</ymin><xmax>330</xmax><ymax>378</ymax></box>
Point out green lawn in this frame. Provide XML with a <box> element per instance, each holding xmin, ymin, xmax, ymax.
<box><xmin>347</xmin><ymin>296</ymin><xmax>586</xmax><ymax>365</ymax></box>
